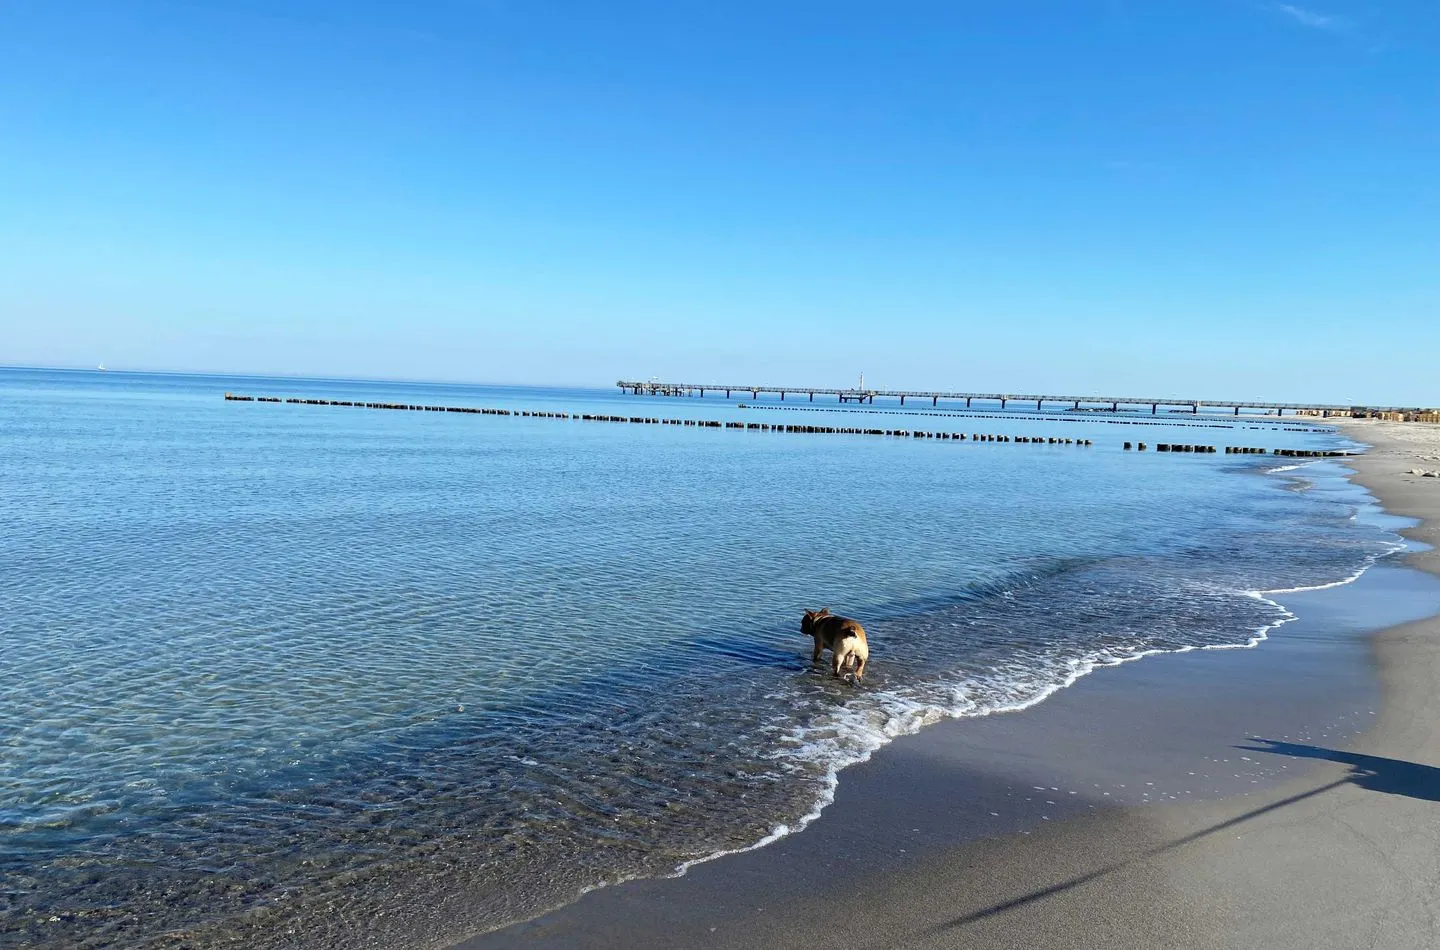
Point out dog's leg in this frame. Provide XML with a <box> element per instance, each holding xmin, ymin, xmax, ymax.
<box><xmin>812</xmin><ymin>636</ymin><xmax>823</xmax><ymax>664</ymax></box>
<box><xmin>852</xmin><ymin>654</ymin><xmax>866</xmax><ymax>682</ymax></box>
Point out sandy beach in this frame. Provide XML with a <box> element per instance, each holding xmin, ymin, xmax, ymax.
<box><xmin>459</xmin><ymin>421</ymin><xmax>1440</xmax><ymax>950</ymax></box>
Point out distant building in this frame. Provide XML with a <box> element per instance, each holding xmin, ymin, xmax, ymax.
<box><xmin>1357</xmin><ymin>409</ymin><xmax>1440</xmax><ymax>423</ymax></box>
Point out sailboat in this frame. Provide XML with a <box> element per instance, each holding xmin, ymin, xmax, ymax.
<box><xmin>97</xmin><ymin>363</ymin><xmax>107</xmax><ymax>371</ymax></box>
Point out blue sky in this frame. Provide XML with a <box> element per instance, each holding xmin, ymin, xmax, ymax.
<box><xmin>2</xmin><ymin>1</ymin><xmax>1436</xmax><ymax>403</ymax></box>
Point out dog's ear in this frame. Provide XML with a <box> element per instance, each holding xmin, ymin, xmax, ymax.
<box><xmin>820</xmin><ymin>607</ymin><xmax>831</xmax><ymax>615</ymax></box>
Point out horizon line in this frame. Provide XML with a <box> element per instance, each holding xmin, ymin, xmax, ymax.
<box><xmin>0</xmin><ymin>362</ymin><xmax>618</xmax><ymax>391</ymax></box>
<box><xmin>2</xmin><ymin>363</ymin><xmax>1424</xmax><ymax>409</ymax></box>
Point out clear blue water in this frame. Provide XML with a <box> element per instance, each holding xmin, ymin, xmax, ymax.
<box><xmin>0</xmin><ymin>368</ymin><xmax>1396</xmax><ymax>948</ymax></box>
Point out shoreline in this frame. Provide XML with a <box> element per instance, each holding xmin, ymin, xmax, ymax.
<box><xmin>1328</xmin><ymin>419</ymin><xmax>1440</xmax><ymax>576</ymax></box>
<box><xmin>457</xmin><ymin>421</ymin><xmax>1440</xmax><ymax>950</ymax></box>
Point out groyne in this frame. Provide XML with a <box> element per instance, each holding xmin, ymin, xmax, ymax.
<box><xmin>222</xmin><ymin>394</ymin><xmax>1352</xmax><ymax>458</ymax></box>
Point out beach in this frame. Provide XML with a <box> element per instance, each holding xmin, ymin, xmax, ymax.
<box><xmin>460</xmin><ymin>420</ymin><xmax>1440</xmax><ymax>950</ymax></box>
<box><xmin>2</xmin><ymin>374</ymin><xmax>1429</xmax><ymax>949</ymax></box>
<box><xmin>8</xmin><ymin>2</ymin><xmax>1435</xmax><ymax>944</ymax></box>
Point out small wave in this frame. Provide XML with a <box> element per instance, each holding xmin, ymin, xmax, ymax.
<box><xmin>661</xmin><ymin>600</ymin><xmax>1295</xmax><ymax>882</ymax></box>
<box><xmin>1200</xmin><ymin>607</ymin><xmax>1294</xmax><ymax>650</ymax></box>
<box><xmin>1253</xmin><ymin>538</ymin><xmax>1405</xmax><ymax>596</ymax></box>
<box><xmin>1223</xmin><ymin>537</ymin><xmax>1405</xmax><ymax>671</ymax></box>
<box><xmin>658</xmin><ymin>531</ymin><xmax>1406</xmax><ymax>888</ymax></box>
<box><xmin>1266</xmin><ymin>461</ymin><xmax>1320</xmax><ymax>474</ymax></box>
<box><xmin>1257</xmin><ymin>569</ymin><xmax>1367</xmax><ymax>597</ymax></box>
<box><xmin>671</xmin><ymin>690</ymin><xmax>951</xmax><ymax>877</ymax></box>
<box><xmin>670</xmin><ymin>768</ymin><xmax>837</xmax><ymax>877</ymax></box>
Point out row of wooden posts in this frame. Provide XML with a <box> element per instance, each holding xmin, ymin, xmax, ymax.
<box><xmin>224</xmin><ymin>394</ymin><xmax>1093</xmax><ymax>444</ymax></box>
<box><xmin>1268</xmin><ymin>448</ymin><xmax>1356</xmax><ymax>458</ymax></box>
<box><xmin>598</xmin><ymin>416</ymin><xmax>1094</xmax><ymax>443</ymax></box>
<box><xmin>1122</xmin><ymin>441</ymin><xmax>1354</xmax><ymax>458</ymax></box>
<box><xmin>226</xmin><ymin>396</ymin><xmax>1350</xmax><ymax>457</ymax></box>
<box><xmin>227</xmin><ymin>394</ymin><xmax>571</xmax><ymax>419</ymax></box>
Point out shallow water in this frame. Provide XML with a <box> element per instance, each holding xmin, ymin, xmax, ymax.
<box><xmin>0</xmin><ymin>369</ymin><xmax>1397</xmax><ymax>947</ymax></box>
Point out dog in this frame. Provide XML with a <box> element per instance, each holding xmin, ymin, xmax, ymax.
<box><xmin>800</xmin><ymin>608</ymin><xmax>868</xmax><ymax>683</ymax></box>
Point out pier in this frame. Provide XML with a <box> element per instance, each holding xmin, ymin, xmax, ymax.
<box><xmin>617</xmin><ymin>380</ymin><xmax>1395</xmax><ymax>418</ymax></box>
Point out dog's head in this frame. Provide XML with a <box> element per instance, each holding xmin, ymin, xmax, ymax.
<box><xmin>800</xmin><ymin>608</ymin><xmax>831</xmax><ymax>634</ymax></box>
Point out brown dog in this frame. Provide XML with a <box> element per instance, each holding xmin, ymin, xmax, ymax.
<box><xmin>800</xmin><ymin>608</ymin><xmax>869</xmax><ymax>682</ymax></box>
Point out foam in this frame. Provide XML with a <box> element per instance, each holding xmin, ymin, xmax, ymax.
<box><xmin>530</xmin><ymin>438</ymin><xmax>1407</xmax><ymax>922</ymax></box>
<box><xmin>661</xmin><ymin>544</ymin><xmax>1408</xmax><ymax>889</ymax></box>
<box><xmin>667</xmin><ymin>605</ymin><xmax>1292</xmax><ymax>880</ymax></box>
<box><xmin>519</xmin><ymin>519</ymin><xmax>1401</xmax><ymax>934</ymax></box>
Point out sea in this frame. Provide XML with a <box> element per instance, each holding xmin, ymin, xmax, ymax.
<box><xmin>0</xmin><ymin>368</ymin><xmax>1401</xmax><ymax>948</ymax></box>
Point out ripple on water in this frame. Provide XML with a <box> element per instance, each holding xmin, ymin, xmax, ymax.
<box><xmin>0</xmin><ymin>374</ymin><xmax>1392</xmax><ymax>948</ymax></box>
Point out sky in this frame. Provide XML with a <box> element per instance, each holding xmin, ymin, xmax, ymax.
<box><xmin>1</xmin><ymin>1</ymin><xmax>1436</xmax><ymax>404</ymax></box>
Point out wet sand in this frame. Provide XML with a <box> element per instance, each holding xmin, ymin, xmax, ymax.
<box><xmin>456</xmin><ymin>421</ymin><xmax>1440</xmax><ymax>950</ymax></box>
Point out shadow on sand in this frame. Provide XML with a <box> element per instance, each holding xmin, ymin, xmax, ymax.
<box><xmin>929</xmin><ymin>738</ymin><xmax>1440</xmax><ymax>936</ymax></box>
<box><xmin>925</xmin><ymin>775</ymin><xmax>1349</xmax><ymax>935</ymax></box>
<box><xmin>1237</xmin><ymin>738</ymin><xmax>1440</xmax><ymax>803</ymax></box>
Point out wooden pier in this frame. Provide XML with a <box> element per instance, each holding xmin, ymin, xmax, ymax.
<box><xmin>740</xmin><ymin>402</ymin><xmax>1334</xmax><ymax>434</ymax></box>
<box><xmin>618</xmin><ymin>380</ymin><xmax>1399</xmax><ymax>418</ymax></box>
